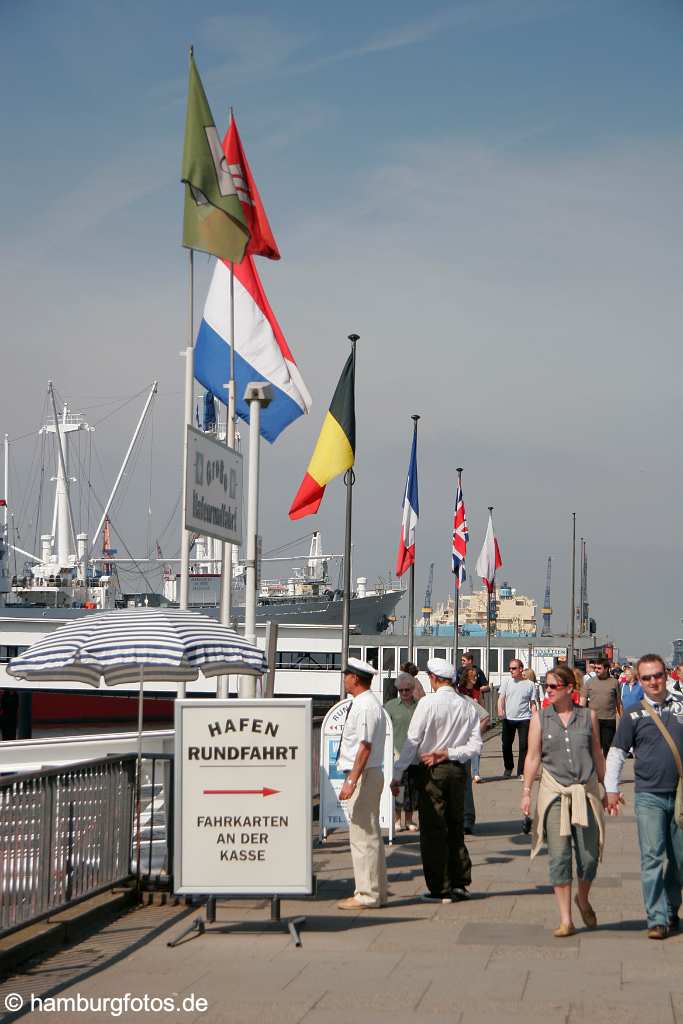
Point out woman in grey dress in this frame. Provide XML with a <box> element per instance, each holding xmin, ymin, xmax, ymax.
<box><xmin>521</xmin><ymin>664</ymin><xmax>607</xmax><ymax>937</ymax></box>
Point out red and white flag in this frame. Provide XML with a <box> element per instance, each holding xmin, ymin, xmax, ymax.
<box><xmin>224</xmin><ymin>114</ymin><xmax>280</xmax><ymax>260</ymax></box>
<box><xmin>475</xmin><ymin>512</ymin><xmax>502</xmax><ymax>593</ymax></box>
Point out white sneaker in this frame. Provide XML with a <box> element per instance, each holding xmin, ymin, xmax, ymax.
<box><xmin>421</xmin><ymin>892</ymin><xmax>452</xmax><ymax>904</ymax></box>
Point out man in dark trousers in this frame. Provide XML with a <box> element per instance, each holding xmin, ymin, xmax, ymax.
<box><xmin>581</xmin><ymin>656</ymin><xmax>621</xmax><ymax>756</ymax></box>
<box><xmin>497</xmin><ymin>659</ymin><xmax>536</xmax><ymax>777</ymax></box>
<box><xmin>391</xmin><ymin>658</ymin><xmax>482</xmax><ymax>903</ymax></box>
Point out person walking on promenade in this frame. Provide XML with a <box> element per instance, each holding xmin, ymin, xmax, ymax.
<box><xmin>385</xmin><ymin>671</ymin><xmax>419</xmax><ymax>832</ymax></box>
<box><xmin>620</xmin><ymin>665</ymin><xmax>644</xmax><ymax>712</ymax></box>
<box><xmin>337</xmin><ymin>658</ymin><xmax>388</xmax><ymax>910</ymax></box>
<box><xmin>391</xmin><ymin>658</ymin><xmax>482</xmax><ymax>902</ymax></box>
<box><xmin>455</xmin><ymin>652</ymin><xmax>490</xmax><ymax>698</ymax></box>
<box><xmin>581</xmin><ymin>656</ymin><xmax>622</xmax><ymax>757</ymax></box>
<box><xmin>498</xmin><ymin>659</ymin><xmax>537</xmax><ymax>778</ymax></box>
<box><xmin>401</xmin><ymin>659</ymin><xmax>426</xmax><ymax>700</ymax></box>
<box><xmin>605</xmin><ymin>653</ymin><xmax>683</xmax><ymax>939</ymax></box>
<box><xmin>458</xmin><ymin>666</ymin><xmax>487</xmax><ymax>782</ymax></box>
<box><xmin>522</xmin><ymin>664</ymin><xmax>606</xmax><ymax>937</ymax></box>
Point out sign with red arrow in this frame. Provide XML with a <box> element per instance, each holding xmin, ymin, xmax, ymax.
<box><xmin>203</xmin><ymin>787</ymin><xmax>279</xmax><ymax>797</ymax></box>
<box><xmin>176</xmin><ymin>698</ymin><xmax>313</xmax><ymax>896</ymax></box>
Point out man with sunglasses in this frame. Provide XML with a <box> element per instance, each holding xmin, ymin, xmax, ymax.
<box><xmin>605</xmin><ymin>654</ymin><xmax>683</xmax><ymax>939</ymax></box>
<box><xmin>497</xmin><ymin>659</ymin><xmax>537</xmax><ymax>778</ymax></box>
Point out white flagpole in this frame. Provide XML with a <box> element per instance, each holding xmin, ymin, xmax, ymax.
<box><xmin>218</xmin><ymin>257</ymin><xmax>236</xmax><ymax>698</ymax></box>
<box><xmin>178</xmin><ymin>249</ymin><xmax>194</xmax><ymax>698</ymax></box>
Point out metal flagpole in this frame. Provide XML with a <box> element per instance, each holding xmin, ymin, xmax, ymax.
<box><xmin>569</xmin><ymin>512</ymin><xmax>576</xmax><ymax>667</ymax></box>
<box><xmin>340</xmin><ymin>334</ymin><xmax>358</xmax><ymax>698</ymax></box>
<box><xmin>407</xmin><ymin>414</ymin><xmax>420</xmax><ymax>664</ymax></box>
<box><xmin>453</xmin><ymin>466</ymin><xmax>463</xmax><ymax>666</ymax></box>
<box><xmin>486</xmin><ymin>505</ymin><xmax>493</xmax><ymax>719</ymax></box>
<box><xmin>218</xmin><ymin>258</ymin><xmax>237</xmax><ymax>698</ymax></box>
<box><xmin>178</xmin><ymin>249</ymin><xmax>195</xmax><ymax>698</ymax></box>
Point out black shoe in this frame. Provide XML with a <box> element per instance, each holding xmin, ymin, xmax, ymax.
<box><xmin>521</xmin><ymin>816</ymin><xmax>532</xmax><ymax>835</ymax></box>
<box><xmin>464</xmin><ymin>825</ymin><xmax>474</xmax><ymax>835</ymax></box>
<box><xmin>503</xmin><ymin>770</ymin><xmax>512</xmax><ymax>779</ymax></box>
<box><xmin>421</xmin><ymin>892</ymin><xmax>452</xmax><ymax>904</ymax></box>
<box><xmin>668</xmin><ymin>913</ymin><xmax>680</xmax><ymax>933</ymax></box>
<box><xmin>451</xmin><ymin>887</ymin><xmax>471</xmax><ymax>901</ymax></box>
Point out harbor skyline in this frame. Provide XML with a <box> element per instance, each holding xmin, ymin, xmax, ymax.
<box><xmin>1</xmin><ymin>0</ymin><xmax>680</xmax><ymax>654</ymax></box>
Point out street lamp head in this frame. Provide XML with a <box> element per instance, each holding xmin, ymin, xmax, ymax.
<box><xmin>243</xmin><ymin>382</ymin><xmax>273</xmax><ymax>407</ymax></box>
<box><xmin>348</xmin><ymin>333</ymin><xmax>360</xmax><ymax>343</ymax></box>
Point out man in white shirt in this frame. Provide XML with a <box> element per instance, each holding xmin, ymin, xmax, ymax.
<box><xmin>337</xmin><ymin>658</ymin><xmax>388</xmax><ymax>910</ymax></box>
<box><xmin>391</xmin><ymin>658</ymin><xmax>482</xmax><ymax>903</ymax></box>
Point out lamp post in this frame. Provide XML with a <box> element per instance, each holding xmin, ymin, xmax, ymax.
<box><xmin>242</xmin><ymin>382</ymin><xmax>272</xmax><ymax>698</ymax></box>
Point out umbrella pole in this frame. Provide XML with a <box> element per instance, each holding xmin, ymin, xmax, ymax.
<box><xmin>135</xmin><ymin>665</ymin><xmax>144</xmax><ymax>890</ymax></box>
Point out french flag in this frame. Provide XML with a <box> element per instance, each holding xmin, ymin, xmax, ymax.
<box><xmin>396</xmin><ymin>429</ymin><xmax>419</xmax><ymax>577</ymax></box>
<box><xmin>194</xmin><ymin>255</ymin><xmax>311</xmax><ymax>443</ymax></box>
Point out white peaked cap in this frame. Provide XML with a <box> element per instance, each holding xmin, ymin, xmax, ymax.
<box><xmin>345</xmin><ymin>657</ymin><xmax>376</xmax><ymax>680</ymax></box>
<box><xmin>427</xmin><ymin>657</ymin><xmax>455</xmax><ymax>680</ymax></box>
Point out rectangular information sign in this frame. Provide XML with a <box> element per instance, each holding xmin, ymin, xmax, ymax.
<box><xmin>184</xmin><ymin>426</ymin><xmax>243</xmax><ymax>545</ymax></box>
<box><xmin>175</xmin><ymin>699</ymin><xmax>312</xmax><ymax>896</ymax></box>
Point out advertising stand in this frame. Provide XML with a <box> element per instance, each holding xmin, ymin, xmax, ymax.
<box><xmin>169</xmin><ymin>698</ymin><xmax>312</xmax><ymax>947</ymax></box>
<box><xmin>319</xmin><ymin>698</ymin><xmax>395</xmax><ymax>845</ymax></box>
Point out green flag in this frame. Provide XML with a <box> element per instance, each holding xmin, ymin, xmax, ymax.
<box><xmin>181</xmin><ymin>51</ymin><xmax>250</xmax><ymax>262</ymax></box>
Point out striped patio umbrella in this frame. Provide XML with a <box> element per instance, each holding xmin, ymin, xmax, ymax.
<box><xmin>7</xmin><ymin>607</ymin><xmax>267</xmax><ymax>686</ymax></box>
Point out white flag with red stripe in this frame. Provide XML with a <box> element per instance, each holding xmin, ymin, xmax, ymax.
<box><xmin>475</xmin><ymin>512</ymin><xmax>502</xmax><ymax>593</ymax></box>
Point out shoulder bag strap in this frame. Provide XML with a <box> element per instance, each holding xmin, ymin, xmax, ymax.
<box><xmin>640</xmin><ymin>700</ymin><xmax>683</xmax><ymax>780</ymax></box>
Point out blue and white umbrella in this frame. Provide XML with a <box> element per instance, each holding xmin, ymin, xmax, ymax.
<box><xmin>7</xmin><ymin>608</ymin><xmax>267</xmax><ymax>687</ymax></box>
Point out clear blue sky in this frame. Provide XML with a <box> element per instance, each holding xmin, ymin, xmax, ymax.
<box><xmin>2</xmin><ymin>0</ymin><xmax>681</xmax><ymax>654</ymax></box>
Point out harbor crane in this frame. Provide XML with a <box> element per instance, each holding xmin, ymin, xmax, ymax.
<box><xmin>541</xmin><ymin>556</ymin><xmax>553</xmax><ymax>635</ymax></box>
<box><xmin>421</xmin><ymin>562</ymin><xmax>435</xmax><ymax>635</ymax></box>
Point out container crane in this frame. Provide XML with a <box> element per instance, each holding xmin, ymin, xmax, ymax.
<box><xmin>421</xmin><ymin>562</ymin><xmax>435</xmax><ymax>635</ymax></box>
<box><xmin>541</xmin><ymin>556</ymin><xmax>553</xmax><ymax>635</ymax></box>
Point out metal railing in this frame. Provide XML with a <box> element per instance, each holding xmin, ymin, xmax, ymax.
<box><xmin>0</xmin><ymin>755</ymin><xmax>135</xmax><ymax>938</ymax></box>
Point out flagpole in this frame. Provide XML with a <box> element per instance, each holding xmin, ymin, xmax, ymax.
<box><xmin>453</xmin><ymin>466</ymin><xmax>463</xmax><ymax>666</ymax></box>
<box><xmin>407</xmin><ymin>414</ymin><xmax>420</xmax><ymax>664</ymax></box>
<box><xmin>569</xmin><ymin>512</ymin><xmax>576</xmax><ymax>668</ymax></box>
<box><xmin>217</xmin><ymin>107</ymin><xmax>238</xmax><ymax>699</ymax></box>
<box><xmin>486</xmin><ymin>504</ymin><xmax>493</xmax><ymax>717</ymax></box>
<box><xmin>340</xmin><ymin>334</ymin><xmax>358</xmax><ymax>699</ymax></box>
<box><xmin>177</xmin><ymin>248</ymin><xmax>195</xmax><ymax>699</ymax></box>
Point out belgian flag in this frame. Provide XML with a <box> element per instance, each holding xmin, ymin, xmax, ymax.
<box><xmin>289</xmin><ymin>353</ymin><xmax>355</xmax><ymax>519</ymax></box>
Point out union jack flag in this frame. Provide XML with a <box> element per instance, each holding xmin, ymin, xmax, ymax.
<box><xmin>451</xmin><ymin>478</ymin><xmax>468</xmax><ymax>589</ymax></box>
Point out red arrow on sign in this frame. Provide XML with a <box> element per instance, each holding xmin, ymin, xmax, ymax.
<box><xmin>203</xmin><ymin>787</ymin><xmax>280</xmax><ymax>797</ymax></box>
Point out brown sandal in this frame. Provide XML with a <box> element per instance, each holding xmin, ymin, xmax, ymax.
<box><xmin>574</xmin><ymin>895</ymin><xmax>597</xmax><ymax>929</ymax></box>
<box><xmin>553</xmin><ymin>923</ymin><xmax>576</xmax><ymax>938</ymax></box>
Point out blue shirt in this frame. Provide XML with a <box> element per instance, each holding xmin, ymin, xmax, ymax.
<box><xmin>621</xmin><ymin>681</ymin><xmax>644</xmax><ymax>710</ymax></box>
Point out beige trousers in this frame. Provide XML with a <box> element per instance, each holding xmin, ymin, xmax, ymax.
<box><xmin>346</xmin><ymin>766</ymin><xmax>388</xmax><ymax>906</ymax></box>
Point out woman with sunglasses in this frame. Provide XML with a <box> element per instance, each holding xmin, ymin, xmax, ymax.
<box><xmin>521</xmin><ymin>664</ymin><xmax>607</xmax><ymax>937</ymax></box>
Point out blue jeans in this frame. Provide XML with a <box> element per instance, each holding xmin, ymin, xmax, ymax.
<box><xmin>634</xmin><ymin>791</ymin><xmax>683</xmax><ymax>927</ymax></box>
<box><xmin>470</xmin><ymin>753</ymin><xmax>481</xmax><ymax>776</ymax></box>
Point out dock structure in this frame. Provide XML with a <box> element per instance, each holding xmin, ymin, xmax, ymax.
<box><xmin>1</xmin><ymin>742</ymin><xmax>681</xmax><ymax>1023</ymax></box>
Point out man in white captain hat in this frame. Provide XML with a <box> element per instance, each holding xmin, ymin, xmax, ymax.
<box><xmin>391</xmin><ymin>657</ymin><xmax>482</xmax><ymax>902</ymax></box>
<box><xmin>336</xmin><ymin>657</ymin><xmax>388</xmax><ymax>910</ymax></box>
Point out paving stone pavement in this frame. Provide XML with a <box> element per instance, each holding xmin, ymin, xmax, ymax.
<box><xmin>1</xmin><ymin>741</ymin><xmax>681</xmax><ymax>1024</ymax></box>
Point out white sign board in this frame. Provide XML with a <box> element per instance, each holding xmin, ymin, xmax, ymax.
<box><xmin>532</xmin><ymin>647</ymin><xmax>567</xmax><ymax>677</ymax></box>
<box><xmin>319</xmin><ymin>699</ymin><xmax>394</xmax><ymax>842</ymax></box>
<box><xmin>174</xmin><ymin>699</ymin><xmax>312</xmax><ymax>896</ymax></box>
<box><xmin>184</xmin><ymin>425</ymin><xmax>243</xmax><ymax>545</ymax></box>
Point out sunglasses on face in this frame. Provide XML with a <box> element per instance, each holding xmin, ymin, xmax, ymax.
<box><xmin>397</xmin><ymin>688</ymin><xmax>413</xmax><ymax>693</ymax></box>
<box><xmin>545</xmin><ymin>683</ymin><xmax>567</xmax><ymax>691</ymax></box>
<box><xmin>639</xmin><ymin>671</ymin><xmax>665</xmax><ymax>683</ymax></box>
